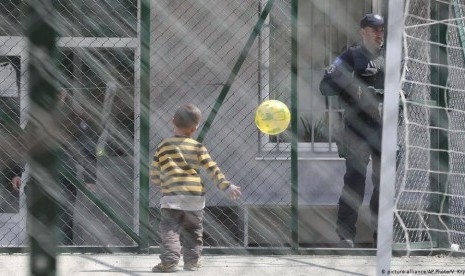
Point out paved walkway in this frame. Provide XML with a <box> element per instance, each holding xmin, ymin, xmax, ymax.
<box><xmin>2</xmin><ymin>254</ymin><xmax>465</xmax><ymax>275</ymax></box>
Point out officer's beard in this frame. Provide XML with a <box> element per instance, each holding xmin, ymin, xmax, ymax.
<box><xmin>365</xmin><ymin>39</ymin><xmax>383</xmax><ymax>56</ymax></box>
<box><xmin>378</xmin><ymin>41</ymin><xmax>384</xmax><ymax>50</ymax></box>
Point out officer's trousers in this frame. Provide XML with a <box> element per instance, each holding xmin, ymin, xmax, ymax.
<box><xmin>336</xmin><ymin>122</ymin><xmax>382</xmax><ymax>242</ymax></box>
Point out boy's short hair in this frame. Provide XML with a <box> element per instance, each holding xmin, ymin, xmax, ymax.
<box><xmin>173</xmin><ymin>104</ymin><xmax>202</xmax><ymax>129</ymax></box>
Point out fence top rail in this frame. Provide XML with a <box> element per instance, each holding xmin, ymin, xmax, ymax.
<box><xmin>0</xmin><ymin>36</ymin><xmax>138</xmax><ymax>50</ymax></box>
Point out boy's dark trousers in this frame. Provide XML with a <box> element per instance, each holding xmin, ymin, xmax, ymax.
<box><xmin>159</xmin><ymin>208</ymin><xmax>203</xmax><ymax>264</ymax></box>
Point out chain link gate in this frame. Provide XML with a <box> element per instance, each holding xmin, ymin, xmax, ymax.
<box><xmin>149</xmin><ymin>0</ymin><xmax>295</xmax><ymax>249</ymax></box>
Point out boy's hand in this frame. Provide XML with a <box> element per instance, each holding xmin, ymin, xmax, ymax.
<box><xmin>227</xmin><ymin>184</ymin><xmax>241</xmax><ymax>201</ymax></box>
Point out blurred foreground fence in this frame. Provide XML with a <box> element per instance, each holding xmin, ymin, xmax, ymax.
<box><xmin>1</xmin><ymin>0</ymin><xmax>141</xmax><ymax>249</ymax></box>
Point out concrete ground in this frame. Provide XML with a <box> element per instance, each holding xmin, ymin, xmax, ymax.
<box><xmin>1</xmin><ymin>254</ymin><xmax>465</xmax><ymax>276</ymax></box>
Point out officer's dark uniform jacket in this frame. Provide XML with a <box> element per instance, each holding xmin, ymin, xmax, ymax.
<box><xmin>320</xmin><ymin>44</ymin><xmax>384</xmax><ymax>134</ymax></box>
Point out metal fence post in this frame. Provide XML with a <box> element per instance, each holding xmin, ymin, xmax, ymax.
<box><xmin>290</xmin><ymin>0</ymin><xmax>299</xmax><ymax>251</ymax></box>
<box><xmin>25</xmin><ymin>0</ymin><xmax>59</xmax><ymax>274</ymax></box>
<box><xmin>196</xmin><ymin>0</ymin><xmax>276</xmax><ymax>143</ymax></box>
<box><xmin>138</xmin><ymin>0</ymin><xmax>151</xmax><ymax>252</ymax></box>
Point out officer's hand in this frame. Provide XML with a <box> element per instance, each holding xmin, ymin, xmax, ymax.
<box><xmin>367</xmin><ymin>86</ymin><xmax>384</xmax><ymax>95</ymax></box>
<box><xmin>11</xmin><ymin>176</ymin><xmax>21</xmax><ymax>193</ymax></box>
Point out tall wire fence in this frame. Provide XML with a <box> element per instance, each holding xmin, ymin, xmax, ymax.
<box><xmin>149</xmin><ymin>0</ymin><xmax>294</xmax><ymax>248</ymax></box>
<box><xmin>0</xmin><ymin>0</ymin><xmax>298</xmax><ymax>250</ymax></box>
<box><xmin>1</xmin><ymin>0</ymin><xmax>140</xmax><ymax>247</ymax></box>
<box><xmin>392</xmin><ymin>0</ymin><xmax>465</xmax><ymax>252</ymax></box>
<box><xmin>10</xmin><ymin>0</ymin><xmax>465</xmax><ymax>255</ymax></box>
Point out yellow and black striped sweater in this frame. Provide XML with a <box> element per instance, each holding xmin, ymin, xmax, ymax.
<box><xmin>150</xmin><ymin>136</ymin><xmax>230</xmax><ymax>210</ymax></box>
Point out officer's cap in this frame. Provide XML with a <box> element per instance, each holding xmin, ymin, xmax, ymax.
<box><xmin>360</xmin><ymin>13</ymin><xmax>384</xmax><ymax>28</ymax></box>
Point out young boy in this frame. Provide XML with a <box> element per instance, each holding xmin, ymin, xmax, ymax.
<box><xmin>150</xmin><ymin>104</ymin><xmax>241</xmax><ymax>272</ymax></box>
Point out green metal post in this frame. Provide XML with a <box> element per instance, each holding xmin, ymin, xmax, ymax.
<box><xmin>429</xmin><ymin>0</ymin><xmax>450</xmax><ymax>249</ymax></box>
<box><xmin>139</xmin><ymin>0</ymin><xmax>151</xmax><ymax>252</ymax></box>
<box><xmin>25</xmin><ymin>0</ymin><xmax>59</xmax><ymax>275</ymax></box>
<box><xmin>290</xmin><ymin>0</ymin><xmax>299</xmax><ymax>251</ymax></box>
<box><xmin>197</xmin><ymin>0</ymin><xmax>276</xmax><ymax>142</ymax></box>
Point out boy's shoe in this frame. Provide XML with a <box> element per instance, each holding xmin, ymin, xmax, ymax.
<box><xmin>151</xmin><ymin>262</ymin><xmax>178</xmax><ymax>273</ymax></box>
<box><xmin>183</xmin><ymin>261</ymin><xmax>201</xmax><ymax>271</ymax></box>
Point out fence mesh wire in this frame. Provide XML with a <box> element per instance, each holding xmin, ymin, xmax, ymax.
<box><xmin>443</xmin><ymin>0</ymin><xmax>465</xmax><ymax>248</ymax></box>
<box><xmin>149</xmin><ymin>0</ymin><xmax>293</xmax><ymax>247</ymax></box>
<box><xmin>1</xmin><ymin>0</ymin><xmax>139</xmax><ymax>247</ymax></box>
<box><xmin>394</xmin><ymin>0</ymin><xmax>465</xmax><ymax>251</ymax></box>
<box><xmin>0</xmin><ymin>0</ymin><xmax>296</xmax><ymax>249</ymax></box>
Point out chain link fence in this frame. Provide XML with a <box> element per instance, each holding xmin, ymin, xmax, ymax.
<box><xmin>393</xmin><ymin>0</ymin><xmax>465</xmax><ymax>251</ymax></box>
<box><xmin>4</xmin><ymin>0</ymin><xmax>465</xmax><ymax>256</ymax></box>
<box><xmin>1</xmin><ymin>0</ymin><xmax>139</xmax><ymax>247</ymax></box>
<box><xmin>392</xmin><ymin>0</ymin><xmax>433</xmax><ymax>248</ymax></box>
<box><xmin>0</xmin><ymin>0</ymin><xmax>298</xmax><ymax>250</ymax></box>
<box><xmin>149</xmin><ymin>0</ymin><xmax>294</xmax><ymax>247</ymax></box>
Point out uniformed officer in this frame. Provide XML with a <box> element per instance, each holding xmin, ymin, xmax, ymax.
<box><xmin>319</xmin><ymin>13</ymin><xmax>385</xmax><ymax>248</ymax></box>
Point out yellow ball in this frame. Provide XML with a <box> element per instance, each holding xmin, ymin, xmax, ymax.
<box><xmin>254</xmin><ymin>100</ymin><xmax>291</xmax><ymax>135</ymax></box>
